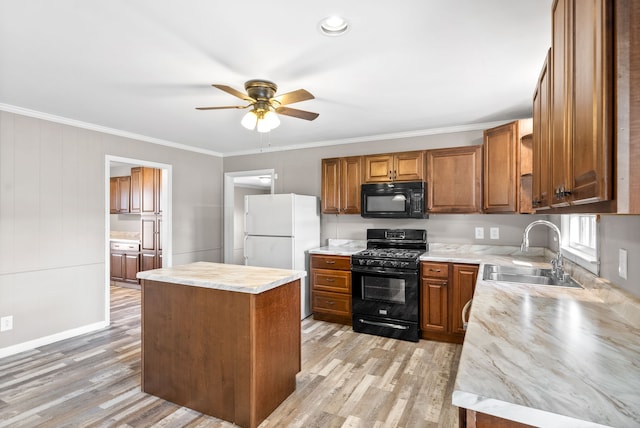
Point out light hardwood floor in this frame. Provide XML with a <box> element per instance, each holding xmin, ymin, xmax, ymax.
<box><xmin>0</xmin><ymin>286</ymin><xmax>461</xmax><ymax>427</ymax></box>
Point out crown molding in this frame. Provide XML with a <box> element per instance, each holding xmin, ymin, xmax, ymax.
<box><xmin>0</xmin><ymin>104</ymin><xmax>223</xmax><ymax>158</ymax></box>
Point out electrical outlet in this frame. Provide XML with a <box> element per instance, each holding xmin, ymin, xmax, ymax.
<box><xmin>475</xmin><ymin>227</ymin><xmax>484</xmax><ymax>239</ymax></box>
<box><xmin>619</xmin><ymin>249</ymin><xmax>628</xmax><ymax>280</ymax></box>
<box><xmin>490</xmin><ymin>227</ymin><xmax>500</xmax><ymax>240</ymax></box>
<box><xmin>0</xmin><ymin>315</ymin><xmax>13</xmax><ymax>332</ymax></box>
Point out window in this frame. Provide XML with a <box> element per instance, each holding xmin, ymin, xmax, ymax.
<box><xmin>561</xmin><ymin>214</ymin><xmax>599</xmax><ymax>274</ymax></box>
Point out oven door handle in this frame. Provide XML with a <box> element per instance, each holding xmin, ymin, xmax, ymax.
<box><xmin>351</xmin><ymin>267</ymin><xmax>416</xmax><ymax>276</ymax></box>
<box><xmin>358</xmin><ymin>319</ymin><xmax>410</xmax><ymax>330</ymax></box>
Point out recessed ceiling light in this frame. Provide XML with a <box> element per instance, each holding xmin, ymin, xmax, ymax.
<box><xmin>319</xmin><ymin>16</ymin><xmax>349</xmax><ymax>36</ymax></box>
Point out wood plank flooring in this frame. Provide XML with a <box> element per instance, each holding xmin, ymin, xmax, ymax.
<box><xmin>0</xmin><ymin>286</ymin><xmax>461</xmax><ymax>427</ymax></box>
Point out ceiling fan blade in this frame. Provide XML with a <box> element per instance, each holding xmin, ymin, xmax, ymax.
<box><xmin>195</xmin><ymin>105</ymin><xmax>250</xmax><ymax>110</ymax></box>
<box><xmin>276</xmin><ymin>106</ymin><xmax>319</xmax><ymax>121</ymax></box>
<box><xmin>212</xmin><ymin>84</ymin><xmax>255</xmax><ymax>102</ymax></box>
<box><xmin>274</xmin><ymin>89</ymin><xmax>315</xmax><ymax>106</ymax></box>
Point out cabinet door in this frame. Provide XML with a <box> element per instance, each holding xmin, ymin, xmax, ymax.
<box><xmin>130</xmin><ymin>167</ymin><xmax>142</xmax><ymax>213</ymax></box>
<box><xmin>451</xmin><ymin>264</ymin><xmax>478</xmax><ymax>336</ymax></box>
<box><xmin>570</xmin><ymin>0</ymin><xmax>613</xmax><ymax>204</ymax></box>
<box><xmin>421</xmin><ymin>277</ymin><xmax>448</xmax><ymax>333</ymax></box>
<box><xmin>110</xmin><ymin>253</ymin><xmax>124</xmax><ymax>280</ymax></box>
<box><xmin>321</xmin><ymin>158</ymin><xmax>340</xmax><ymax>214</ymax></box>
<box><xmin>533</xmin><ymin>50</ymin><xmax>552</xmax><ymax>210</ymax></box>
<box><xmin>340</xmin><ymin>156</ymin><xmax>362</xmax><ymax>214</ymax></box>
<box><xmin>117</xmin><ymin>176</ymin><xmax>130</xmax><ymax>213</ymax></box>
<box><xmin>141</xmin><ymin>217</ymin><xmax>157</xmax><ymax>251</ymax></box>
<box><xmin>550</xmin><ymin>0</ymin><xmax>571</xmax><ymax>207</ymax></box>
<box><xmin>394</xmin><ymin>151</ymin><xmax>424</xmax><ymax>181</ymax></box>
<box><xmin>124</xmin><ymin>253</ymin><xmax>140</xmax><ymax>282</ymax></box>
<box><xmin>484</xmin><ymin>122</ymin><xmax>518</xmax><ymax>213</ymax></box>
<box><xmin>141</xmin><ymin>167</ymin><xmax>158</xmax><ymax>214</ymax></box>
<box><xmin>364</xmin><ymin>154</ymin><xmax>393</xmax><ymax>183</ymax></box>
<box><xmin>427</xmin><ymin>146</ymin><xmax>482</xmax><ymax>213</ymax></box>
<box><xmin>110</xmin><ymin>178</ymin><xmax>119</xmax><ymax>214</ymax></box>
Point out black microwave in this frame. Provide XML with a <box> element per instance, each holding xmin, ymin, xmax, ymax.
<box><xmin>361</xmin><ymin>181</ymin><xmax>428</xmax><ymax>218</ymax></box>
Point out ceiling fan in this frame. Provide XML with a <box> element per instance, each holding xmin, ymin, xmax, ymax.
<box><xmin>196</xmin><ymin>79</ymin><xmax>319</xmax><ymax>132</ymax></box>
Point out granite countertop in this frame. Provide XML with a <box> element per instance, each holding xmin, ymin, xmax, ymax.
<box><xmin>136</xmin><ymin>261</ymin><xmax>306</xmax><ymax>295</ymax></box>
<box><xmin>110</xmin><ymin>231</ymin><xmax>141</xmax><ymax>243</ymax></box>
<box><xmin>313</xmin><ymin>242</ymin><xmax>640</xmax><ymax>427</ymax></box>
<box><xmin>308</xmin><ymin>239</ymin><xmax>367</xmax><ymax>256</ymax></box>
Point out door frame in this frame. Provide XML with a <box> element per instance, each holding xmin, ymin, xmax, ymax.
<box><xmin>105</xmin><ymin>155</ymin><xmax>172</xmax><ymax>324</ymax></box>
<box><xmin>223</xmin><ymin>169</ymin><xmax>275</xmax><ymax>264</ymax></box>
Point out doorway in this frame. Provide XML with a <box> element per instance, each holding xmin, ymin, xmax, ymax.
<box><xmin>223</xmin><ymin>169</ymin><xmax>275</xmax><ymax>264</ymax></box>
<box><xmin>104</xmin><ymin>155</ymin><xmax>172</xmax><ymax>324</ymax></box>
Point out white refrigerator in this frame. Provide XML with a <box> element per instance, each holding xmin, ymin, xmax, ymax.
<box><xmin>244</xmin><ymin>193</ymin><xmax>320</xmax><ymax>319</ymax></box>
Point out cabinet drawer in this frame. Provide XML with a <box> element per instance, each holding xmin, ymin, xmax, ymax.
<box><xmin>110</xmin><ymin>241</ymin><xmax>140</xmax><ymax>252</ymax></box>
<box><xmin>312</xmin><ymin>269</ymin><xmax>351</xmax><ymax>293</ymax></box>
<box><xmin>311</xmin><ymin>255</ymin><xmax>351</xmax><ymax>271</ymax></box>
<box><xmin>312</xmin><ymin>290</ymin><xmax>351</xmax><ymax>317</ymax></box>
<box><xmin>421</xmin><ymin>262</ymin><xmax>449</xmax><ymax>279</ymax></box>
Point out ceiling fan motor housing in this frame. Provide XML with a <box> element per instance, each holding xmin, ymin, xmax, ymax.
<box><xmin>245</xmin><ymin>80</ymin><xmax>278</xmax><ymax>101</ymax></box>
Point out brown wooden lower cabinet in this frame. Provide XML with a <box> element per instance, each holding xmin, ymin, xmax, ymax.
<box><xmin>310</xmin><ymin>254</ymin><xmax>352</xmax><ymax>324</ymax></box>
<box><xmin>110</xmin><ymin>241</ymin><xmax>140</xmax><ymax>284</ymax></box>
<box><xmin>459</xmin><ymin>408</ymin><xmax>536</xmax><ymax>428</ymax></box>
<box><xmin>421</xmin><ymin>262</ymin><xmax>478</xmax><ymax>344</ymax></box>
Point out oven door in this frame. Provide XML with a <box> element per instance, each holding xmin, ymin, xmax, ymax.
<box><xmin>351</xmin><ymin>266</ymin><xmax>419</xmax><ymax>322</ymax></box>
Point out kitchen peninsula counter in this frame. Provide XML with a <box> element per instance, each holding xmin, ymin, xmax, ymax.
<box><xmin>420</xmin><ymin>245</ymin><xmax>640</xmax><ymax>428</ymax></box>
<box><xmin>137</xmin><ymin>262</ymin><xmax>306</xmax><ymax>428</ymax></box>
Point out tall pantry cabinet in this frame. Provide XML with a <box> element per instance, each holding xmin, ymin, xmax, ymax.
<box><xmin>133</xmin><ymin>167</ymin><xmax>163</xmax><ymax>271</ymax></box>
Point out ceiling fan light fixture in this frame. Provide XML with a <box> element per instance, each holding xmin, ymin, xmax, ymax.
<box><xmin>241</xmin><ymin>110</ymin><xmax>258</xmax><ymax>130</ymax></box>
<box><xmin>319</xmin><ymin>16</ymin><xmax>349</xmax><ymax>36</ymax></box>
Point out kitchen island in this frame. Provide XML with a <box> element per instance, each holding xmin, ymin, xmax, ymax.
<box><xmin>137</xmin><ymin>262</ymin><xmax>306</xmax><ymax>428</ymax></box>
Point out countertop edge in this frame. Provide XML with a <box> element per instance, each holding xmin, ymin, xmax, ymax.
<box><xmin>451</xmin><ymin>391</ymin><xmax>611</xmax><ymax>428</ymax></box>
<box><xmin>137</xmin><ymin>262</ymin><xmax>306</xmax><ymax>295</ymax></box>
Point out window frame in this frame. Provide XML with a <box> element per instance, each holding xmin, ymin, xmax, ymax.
<box><xmin>560</xmin><ymin>214</ymin><xmax>600</xmax><ymax>275</ymax></box>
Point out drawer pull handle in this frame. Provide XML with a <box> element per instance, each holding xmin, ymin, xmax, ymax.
<box><xmin>326</xmin><ymin>278</ymin><xmax>335</xmax><ymax>282</ymax></box>
<box><xmin>325</xmin><ymin>260</ymin><xmax>336</xmax><ymax>264</ymax></box>
<box><xmin>430</xmin><ymin>268</ymin><xmax>441</xmax><ymax>272</ymax></box>
<box><xmin>327</xmin><ymin>301</ymin><xmax>335</xmax><ymax>305</ymax></box>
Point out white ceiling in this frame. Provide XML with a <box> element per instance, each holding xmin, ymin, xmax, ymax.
<box><xmin>0</xmin><ymin>0</ymin><xmax>552</xmax><ymax>157</ymax></box>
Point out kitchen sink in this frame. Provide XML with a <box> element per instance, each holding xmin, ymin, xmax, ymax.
<box><xmin>483</xmin><ymin>264</ymin><xmax>582</xmax><ymax>288</ymax></box>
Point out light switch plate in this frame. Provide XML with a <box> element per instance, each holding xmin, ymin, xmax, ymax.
<box><xmin>475</xmin><ymin>227</ymin><xmax>484</xmax><ymax>239</ymax></box>
<box><xmin>619</xmin><ymin>248</ymin><xmax>628</xmax><ymax>280</ymax></box>
<box><xmin>490</xmin><ymin>227</ymin><xmax>500</xmax><ymax>240</ymax></box>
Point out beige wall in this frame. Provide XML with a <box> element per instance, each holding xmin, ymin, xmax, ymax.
<box><xmin>0</xmin><ymin>111</ymin><xmax>223</xmax><ymax>355</ymax></box>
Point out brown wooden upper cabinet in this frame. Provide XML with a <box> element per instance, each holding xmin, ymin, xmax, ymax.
<box><xmin>131</xmin><ymin>167</ymin><xmax>162</xmax><ymax>215</ymax></box>
<box><xmin>321</xmin><ymin>156</ymin><xmax>362</xmax><ymax>214</ymax></box>
<box><xmin>532</xmin><ymin>49</ymin><xmax>552</xmax><ymax>210</ymax></box>
<box><xmin>109</xmin><ymin>176</ymin><xmax>131</xmax><ymax>214</ymax></box>
<box><xmin>363</xmin><ymin>151</ymin><xmax>424</xmax><ymax>183</ymax></box>
<box><xmin>426</xmin><ymin>146</ymin><xmax>482</xmax><ymax>213</ymax></box>
<box><xmin>541</xmin><ymin>0</ymin><xmax>614</xmax><ymax>210</ymax></box>
<box><xmin>483</xmin><ymin>119</ymin><xmax>533</xmax><ymax>213</ymax></box>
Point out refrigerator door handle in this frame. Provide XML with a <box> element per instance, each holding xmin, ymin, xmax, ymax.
<box><xmin>243</xmin><ymin>235</ymin><xmax>249</xmax><ymax>264</ymax></box>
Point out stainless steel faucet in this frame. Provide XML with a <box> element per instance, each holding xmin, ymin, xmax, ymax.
<box><xmin>521</xmin><ymin>220</ymin><xmax>564</xmax><ymax>279</ymax></box>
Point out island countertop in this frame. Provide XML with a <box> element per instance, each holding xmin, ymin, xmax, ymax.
<box><xmin>136</xmin><ymin>261</ymin><xmax>306</xmax><ymax>294</ymax></box>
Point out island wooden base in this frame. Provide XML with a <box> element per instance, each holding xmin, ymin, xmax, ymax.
<box><xmin>141</xmin><ymin>279</ymin><xmax>301</xmax><ymax>428</ymax></box>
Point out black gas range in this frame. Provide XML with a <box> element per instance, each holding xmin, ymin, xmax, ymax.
<box><xmin>351</xmin><ymin>229</ymin><xmax>428</xmax><ymax>342</ymax></box>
